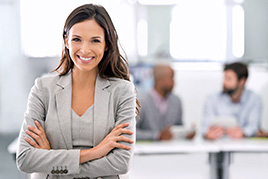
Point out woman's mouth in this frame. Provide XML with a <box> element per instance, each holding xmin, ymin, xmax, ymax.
<box><xmin>77</xmin><ymin>55</ymin><xmax>94</xmax><ymax>63</ymax></box>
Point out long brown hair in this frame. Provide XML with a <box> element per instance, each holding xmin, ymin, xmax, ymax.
<box><xmin>54</xmin><ymin>4</ymin><xmax>140</xmax><ymax>115</ymax></box>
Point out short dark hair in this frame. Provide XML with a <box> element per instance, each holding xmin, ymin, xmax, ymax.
<box><xmin>224</xmin><ymin>62</ymin><xmax>248</xmax><ymax>80</ymax></box>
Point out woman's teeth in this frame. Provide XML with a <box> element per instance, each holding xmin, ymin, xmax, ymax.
<box><xmin>80</xmin><ymin>56</ymin><xmax>93</xmax><ymax>61</ymax></box>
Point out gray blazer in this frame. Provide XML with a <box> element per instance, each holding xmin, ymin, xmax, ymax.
<box><xmin>16</xmin><ymin>72</ymin><xmax>136</xmax><ymax>179</ymax></box>
<box><xmin>136</xmin><ymin>92</ymin><xmax>183</xmax><ymax>140</ymax></box>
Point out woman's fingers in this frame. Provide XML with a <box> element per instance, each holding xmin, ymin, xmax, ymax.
<box><xmin>116</xmin><ymin>135</ymin><xmax>134</xmax><ymax>144</ymax></box>
<box><xmin>27</xmin><ymin>121</ymin><xmax>46</xmax><ymax>141</ymax></box>
<box><xmin>27</xmin><ymin>125</ymin><xmax>41</xmax><ymax>136</ymax></box>
<box><xmin>115</xmin><ymin>143</ymin><xmax>132</xmax><ymax>150</ymax></box>
<box><xmin>35</xmin><ymin>120</ymin><xmax>45</xmax><ymax>133</ymax></box>
<box><xmin>24</xmin><ymin>137</ymin><xmax>40</xmax><ymax>148</ymax></box>
<box><xmin>112</xmin><ymin>123</ymin><xmax>129</xmax><ymax>130</ymax></box>
<box><xmin>25</xmin><ymin>121</ymin><xmax>51</xmax><ymax>150</ymax></box>
<box><xmin>26</xmin><ymin>129</ymin><xmax>42</xmax><ymax>145</ymax></box>
<box><xmin>112</xmin><ymin>123</ymin><xmax>133</xmax><ymax>136</ymax></box>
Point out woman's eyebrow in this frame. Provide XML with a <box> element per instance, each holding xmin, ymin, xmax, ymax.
<box><xmin>91</xmin><ymin>36</ymin><xmax>103</xmax><ymax>39</ymax></box>
<box><xmin>71</xmin><ymin>35</ymin><xmax>81</xmax><ymax>38</ymax></box>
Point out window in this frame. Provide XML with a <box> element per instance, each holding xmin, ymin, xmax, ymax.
<box><xmin>170</xmin><ymin>0</ymin><xmax>227</xmax><ymax>61</ymax></box>
<box><xmin>20</xmin><ymin>0</ymin><xmax>136</xmax><ymax>59</ymax></box>
<box><xmin>232</xmin><ymin>5</ymin><xmax>245</xmax><ymax>58</ymax></box>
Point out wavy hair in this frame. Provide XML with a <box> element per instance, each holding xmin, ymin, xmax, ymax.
<box><xmin>54</xmin><ymin>4</ymin><xmax>140</xmax><ymax>115</ymax></box>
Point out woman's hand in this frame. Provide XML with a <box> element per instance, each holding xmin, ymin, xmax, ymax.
<box><xmin>86</xmin><ymin>123</ymin><xmax>133</xmax><ymax>162</ymax></box>
<box><xmin>24</xmin><ymin>121</ymin><xmax>51</xmax><ymax>150</ymax></box>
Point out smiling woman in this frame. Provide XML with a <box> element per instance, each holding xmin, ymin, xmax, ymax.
<box><xmin>16</xmin><ymin>4</ymin><xmax>140</xmax><ymax>179</ymax></box>
<box><xmin>65</xmin><ymin>20</ymin><xmax>106</xmax><ymax>76</ymax></box>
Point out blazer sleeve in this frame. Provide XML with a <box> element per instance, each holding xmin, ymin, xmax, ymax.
<box><xmin>77</xmin><ymin>81</ymin><xmax>137</xmax><ymax>177</ymax></box>
<box><xmin>16</xmin><ymin>78</ymin><xmax>81</xmax><ymax>175</ymax></box>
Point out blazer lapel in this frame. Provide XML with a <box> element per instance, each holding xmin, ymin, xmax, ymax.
<box><xmin>55</xmin><ymin>72</ymin><xmax>73</xmax><ymax>149</ymax></box>
<box><xmin>93</xmin><ymin>75</ymin><xmax>111</xmax><ymax>146</ymax></box>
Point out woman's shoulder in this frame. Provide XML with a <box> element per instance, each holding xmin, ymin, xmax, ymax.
<box><xmin>37</xmin><ymin>72</ymin><xmax>61</xmax><ymax>83</ymax></box>
<box><xmin>109</xmin><ymin>77</ymin><xmax>135</xmax><ymax>93</ymax></box>
<box><xmin>108</xmin><ymin>77</ymin><xmax>134</xmax><ymax>89</ymax></box>
<box><xmin>34</xmin><ymin>72</ymin><xmax>63</xmax><ymax>90</ymax></box>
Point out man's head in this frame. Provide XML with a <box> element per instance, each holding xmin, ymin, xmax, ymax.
<box><xmin>223</xmin><ymin>62</ymin><xmax>248</xmax><ymax>95</ymax></box>
<box><xmin>153</xmin><ymin>64</ymin><xmax>174</xmax><ymax>97</ymax></box>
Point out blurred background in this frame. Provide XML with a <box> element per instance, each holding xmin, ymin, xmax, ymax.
<box><xmin>0</xmin><ymin>0</ymin><xmax>268</xmax><ymax>178</ymax></box>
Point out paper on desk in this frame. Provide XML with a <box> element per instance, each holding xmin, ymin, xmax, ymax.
<box><xmin>210</xmin><ymin>115</ymin><xmax>238</xmax><ymax>128</ymax></box>
<box><xmin>171</xmin><ymin>125</ymin><xmax>195</xmax><ymax>139</ymax></box>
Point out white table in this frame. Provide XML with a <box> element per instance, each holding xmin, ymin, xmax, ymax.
<box><xmin>134</xmin><ymin>138</ymin><xmax>268</xmax><ymax>179</ymax></box>
<box><xmin>8</xmin><ymin>137</ymin><xmax>268</xmax><ymax>179</ymax></box>
<box><xmin>213</xmin><ymin>138</ymin><xmax>268</xmax><ymax>179</ymax></box>
<box><xmin>135</xmin><ymin>139</ymin><xmax>220</xmax><ymax>155</ymax></box>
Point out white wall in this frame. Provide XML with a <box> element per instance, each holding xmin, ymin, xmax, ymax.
<box><xmin>0</xmin><ymin>0</ymin><xmax>58</xmax><ymax>134</ymax></box>
<box><xmin>0</xmin><ymin>0</ymin><xmax>268</xmax><ymax>134</ymax></box>
<box><xmin>243</xmin><ymin>0</ymin><xmax>268</xmax><ymax>61</ymax></box>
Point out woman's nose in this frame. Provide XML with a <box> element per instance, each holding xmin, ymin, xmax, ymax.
<box><xmin>80</xmin><ymin>42</ymin><xmax>91</xmax><ymax>54</ymax></box>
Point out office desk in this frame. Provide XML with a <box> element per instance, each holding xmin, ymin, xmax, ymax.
<box><xmin>135</xmin><ymin>139</ymin><xmax>220</xmax><ymax>155</ymax></box>
<box><xmin>134</xmin><ymin>138</ymin><xmax>268</xmax><ymax>179</ymax></box>
<box><xmin>8</xmin><ymin>137</ymin><xmax>268</xmax><ymax>179</ymax></box>
<box><xmin>213</xmin><ymin>138</ymin><xmax>268</xmax><ymax>179</ymax></box>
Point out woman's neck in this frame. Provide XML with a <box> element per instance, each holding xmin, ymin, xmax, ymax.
<box><xmin>72</xmin><ymin>68</ymin><xmax>97</xmax><ymax>89</ymax></box>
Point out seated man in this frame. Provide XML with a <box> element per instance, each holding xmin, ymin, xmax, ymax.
<box><xmin>202</xmin><ymin>62</ymin><xmax>262</xmax><ymax>140</ymax></box>
<box><xmin>136</xmin><ymin>64</ymin><xmax>193</xmax><ymax>141</ymax></box>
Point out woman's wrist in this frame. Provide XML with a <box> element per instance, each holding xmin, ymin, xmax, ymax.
<box><xmin>79</xmin><ymin>148</ymin><xmax>101</xmax><ymax>164</ymax></box>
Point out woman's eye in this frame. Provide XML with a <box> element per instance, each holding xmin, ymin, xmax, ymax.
<box><xmin>72</xmin><ymin>38</ymin><xmax>81</xmax><ymax>42</ymax></box>
<box><xmin>92</xmin><ymin>39</ymin><xmax>100</xmax><ymax>43</ymax></box>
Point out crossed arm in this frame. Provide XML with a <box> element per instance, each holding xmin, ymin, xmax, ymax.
<box><xmin>25</xmin><ymin>120</ymin><xmax>134</xmax><ymax>163</ymax></box>
<box><xmin>17</xmin><ymin>78</ymin><xmax>137</xmax><ymax>177</ymax></box>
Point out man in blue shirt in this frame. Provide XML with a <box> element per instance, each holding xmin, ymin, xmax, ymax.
<box><xmin>202</xmin><ymin>62</ymin><xmax>262</xmax><ymax>140</ymax></box>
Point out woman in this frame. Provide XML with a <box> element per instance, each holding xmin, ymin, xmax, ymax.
<box><xmin>16</xmin><ymin>4</ymin><xmax>139</xmax><ymax>179</ymax></box>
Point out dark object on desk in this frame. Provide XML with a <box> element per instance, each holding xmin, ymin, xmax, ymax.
<box><xmin>256</xmin><ymin>129</ymin><xmax>268</xmax><ymax>137</ymax></box>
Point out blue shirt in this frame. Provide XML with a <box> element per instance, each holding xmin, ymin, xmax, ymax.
<box><xmin>202</xmin><ymin>89</ymin><xmax>262</xmax><ymax>137</ymax></box>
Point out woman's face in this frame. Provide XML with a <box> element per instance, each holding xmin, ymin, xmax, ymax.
<box><xmin>66</xmin><ymin>19</ymin><xmax>106</xmax><ymax>74</ymax></box>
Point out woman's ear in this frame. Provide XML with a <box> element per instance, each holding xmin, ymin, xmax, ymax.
<box><xmin>105</xmin><ymin>46</ymin><xmax>108</xmax><ymax>51</ymax></box>
<box><xmin>64</xmin><ymin>35</ymin><xmax>69</xmax><ymax>49</ymax></box>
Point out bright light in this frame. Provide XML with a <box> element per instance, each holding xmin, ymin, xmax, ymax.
<box><xmin>233</xmin><ymin>0</ymin><xmax>244</xmax><ymax>4</ymax></box>
<box><xmin>170</xmin><ymin>0</ymin><xmax>226</xmax><ymax>60</ymax></box>
<box><xmin>20</xmin><ymin>0</ymin><xmax>135</xmax><ymax>58</ymax></box>
<box><xmin>20</xmin><ymin>0</ymin><xmax>64</xmax><ymax>57</ymax></box>
<box><xmin>137</xmin><ymin>19</ymin><xmax>148</xmax><ymax>56</ymax></box>
<box><xmin>232</xmin><ymin>5</ymin><xmax>245</xmax><ymax>58</ymax></box>
<box><xmin>138</xmin><ymin>0</ymin><xmax>177</xmax><ymax>5</ymax></box>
